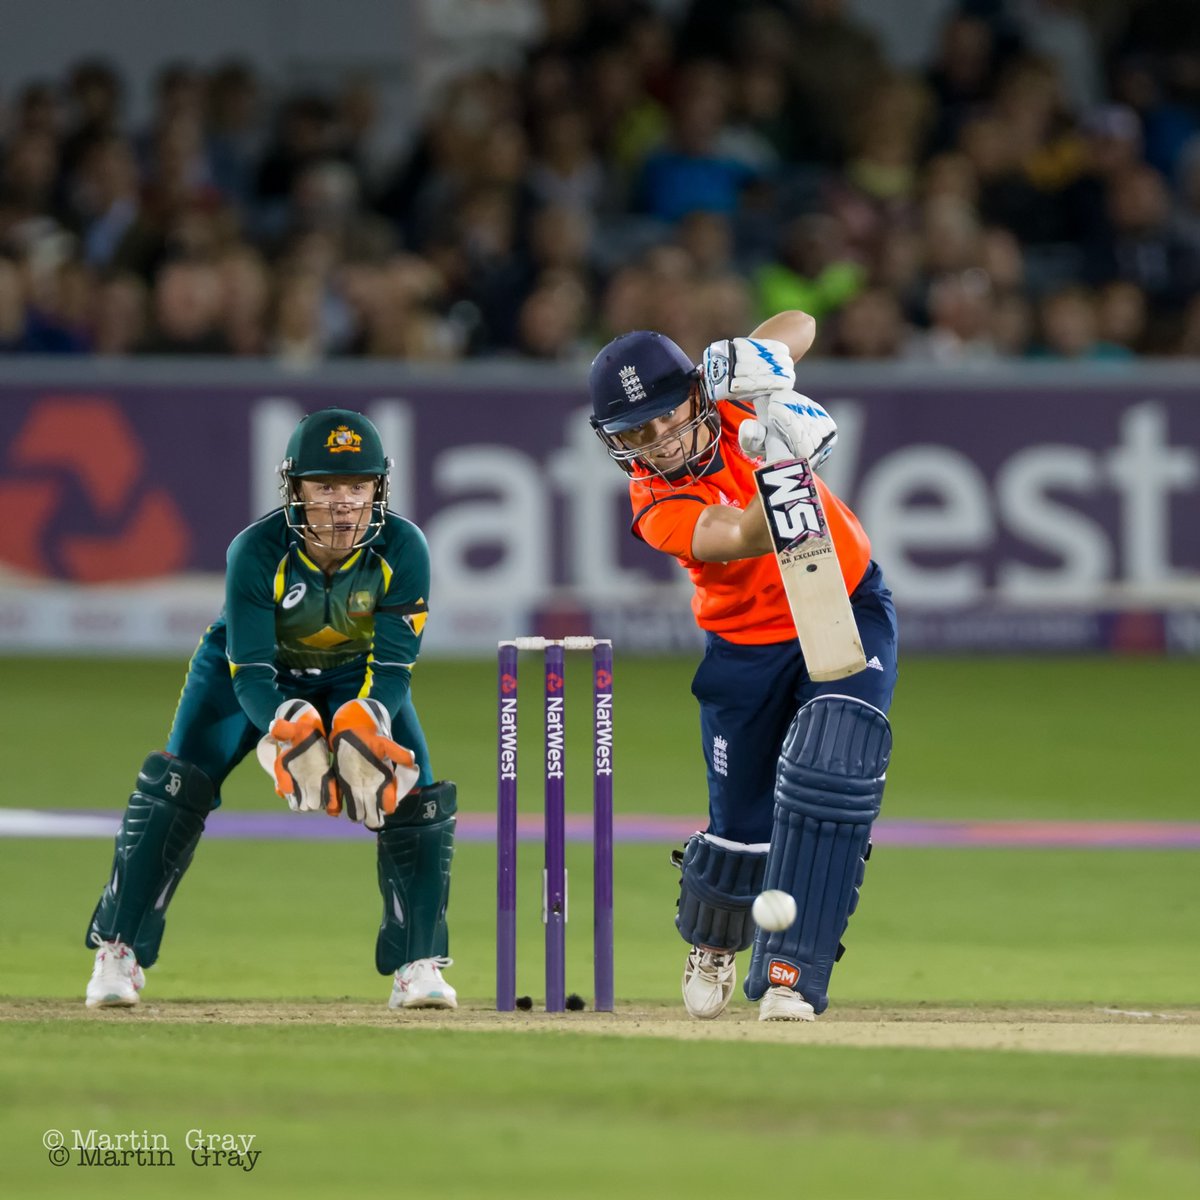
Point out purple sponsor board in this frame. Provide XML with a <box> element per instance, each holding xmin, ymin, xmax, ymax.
<box><xmin>0</xmin><ymin>364</ymin><xmax>1197</xmax><ymax>652</ymax></box>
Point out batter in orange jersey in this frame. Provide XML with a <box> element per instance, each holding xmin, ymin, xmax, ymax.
<box><xmin>589</xmin><ymin>311</ymin><xmax>898</xmax><ymax>1024</ymax></box>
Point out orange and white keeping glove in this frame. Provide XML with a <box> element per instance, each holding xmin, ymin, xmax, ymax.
<box><xmin>255</xmin><ymin>700</ymin><xmax>338</xmax><ymax>814</ymax></box>
<box><xmin>330</xmin><ymin>699</ymin><xmax>419</xmax><ymax>831</ymax></box>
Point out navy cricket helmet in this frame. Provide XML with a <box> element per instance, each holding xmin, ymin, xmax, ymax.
<box><xmin>588</xmin><ymin>331</ymin><xmax>720</xmax><ymax>482</ymax></box>
<box><xmin>279</xmin><ymin>408</ymin><xmax>391</xmax><ymax>548</ymax></box>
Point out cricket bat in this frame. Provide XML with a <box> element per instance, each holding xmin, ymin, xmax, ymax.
<box><xmin>753</xmin><ymin>457</ymin><xmax>867</xmax><ymax>681</ymax></box>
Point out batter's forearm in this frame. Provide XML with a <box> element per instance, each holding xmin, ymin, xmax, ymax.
<box><xmin>691</xmin><ymin>500</ymin><xmax>773</xmax><ymax>563</ymax></box>
<box><xmin>749</xmin><ymin>310</ymin><xmax>816</xmax><ymax>363</ymax></box>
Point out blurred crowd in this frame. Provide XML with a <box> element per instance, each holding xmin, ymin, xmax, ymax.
<box><xmin>3</xmin><ymin>0</ymin><xmax>1200</xmax><ymax>365</ymax></box>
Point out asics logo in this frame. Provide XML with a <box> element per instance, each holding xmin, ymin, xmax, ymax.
<box><xmin>282</xmin><ymin>582</ymin><xmax>306</xmax><ymax>609</ymax></box>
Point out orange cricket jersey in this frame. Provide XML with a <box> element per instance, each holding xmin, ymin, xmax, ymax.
<box><xmin>629</xmin><ymin>400</ymin><xmax>871</xmax><ymax>644</ymax></box>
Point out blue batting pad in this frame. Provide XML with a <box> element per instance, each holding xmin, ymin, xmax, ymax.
<box><xmin>743</xmin><ymin>696</ymin><xmax>891</xmax><ymax>1012</ymax></box>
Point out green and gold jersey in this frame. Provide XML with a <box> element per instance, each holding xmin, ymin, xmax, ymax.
<box><xmin>219</xmin><ymin>509</ymin><xmax>430</xmax><ymax>730</ymax></box>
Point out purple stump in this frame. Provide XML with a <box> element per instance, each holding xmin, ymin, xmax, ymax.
<box><xmin>543</xmin><ymin>641</ymin><xmax>567</xmax><ymax>1012</ymax></box>
<box><xmin>593</xmin><ymin>640</ymin><xmax>615</xmax><ymax>1012</ymax></box>
<box><xmin>496</xmin><ymin>642</ymin><xmax>519</xmax><ymax>1011</ymax></box>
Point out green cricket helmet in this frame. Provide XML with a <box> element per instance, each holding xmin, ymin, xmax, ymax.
<box><xmin>279</xmin><ymin>408</ymin><xmax>391</xmax><ymax>549</ymax></box>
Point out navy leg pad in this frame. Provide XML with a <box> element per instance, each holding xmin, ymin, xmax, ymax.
<box><xmin>674</xmin><ymin>833</ymin><xmax>768</xmax><ymax>953</ymax></box>
<box><xmin>744</xmin><ymin>696</ymin><xmax>891</xmax><ymax>1012</ymax></box>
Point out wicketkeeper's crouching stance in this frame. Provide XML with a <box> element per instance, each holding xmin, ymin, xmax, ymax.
<box><xmin>84</xmin><ymin>409</ymin><xmax>458</xmax><ymax>1011</ymax></box>
<box><xmin>588</xmin><ymin>314</ymin><xmax>898</xmax><ymax>1020</ymax></box>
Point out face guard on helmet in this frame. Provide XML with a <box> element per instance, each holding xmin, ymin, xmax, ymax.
<box><xmin>279</xmin><ymin>408</ymin><xmax>391</xmax><ymax>550</ymax></box>
<box><xmin>588</xmin><ymin>331</ymin><xmax>721</xmax><ymax>485</ymax></box>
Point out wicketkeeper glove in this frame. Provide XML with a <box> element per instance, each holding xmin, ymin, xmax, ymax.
<box><xmin>255</xmin><ymin>700</ymin><xmax>338</xmax><ymax>814</ymax></box>
<box><xmin>701</xmin><ymin>336</ymin><xmax>796</xmax><ymax>404</ymax></box>
<box><xmin>330</xmin><ymin>698</ymin><xmax>419</xmax><ymax>831</ymax></box>
<box><xmin>737</xmin><ymin>391</ymin><xmax>838</xmax><ymax>469</ymax></box>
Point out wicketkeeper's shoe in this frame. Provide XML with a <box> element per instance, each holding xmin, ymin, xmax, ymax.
<box><xmin>758</xmin><ymin>986</ymin><xmax>816</xmax><ymax>1022</ymax></box>
<box><xmin>682</xmin><ymin>946</ymin><xmax>736</xmax><ymax>1019</ymax></box>
<box><xmin>85</xmin><ymin>940</ymin><xmax>145</xmax><ymax>1009</ymax></box>
<box><xmin>389</xmin><ymin>956</ymin><xmax>458</xmax><ymax>1010</ymax></box>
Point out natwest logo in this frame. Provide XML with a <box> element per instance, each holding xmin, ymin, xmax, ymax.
<box><xmin>0</xmin><ymin>396</ymin><xmax>191</xmax><ymax>581</ymax></box>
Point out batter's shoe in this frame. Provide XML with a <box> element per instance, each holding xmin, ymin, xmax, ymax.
<box><xmin>758</xmin><ymin>986</ymin><xmax>815</xmax><ymax>1022</ymax></box>
<box><xmin>389</xmin><ymin>956</ymin><xmax>458</xmax><ymax>1010</ymax></box>
<box><xmin>682</xmin><ymin>946</ymin><xmax>736</xmax><ymax>1019</ymax></box>
<box><xmin>85</xmin><ymin>940</ymin><xmax>145</xmax><ymax>1009</ymax></box>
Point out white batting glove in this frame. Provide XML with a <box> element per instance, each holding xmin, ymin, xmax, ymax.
<box><xmin>738</xmin><ymin>392</ymin><xmax>838</xmax><ymax>468</ymax></box>
<box><xmin>701</xmin><ymin>337</ymin><xmax>796</xmax><ymax>404</ymax></box>
<box><xmin>330</xmin><ymin>699</ymin><xmax>420</xmax><ymax>831</ymax></box>
<box><xmin>255</xmin><ymin>700</ymin><xmax>336</xmax><ymax>813</ymax></box>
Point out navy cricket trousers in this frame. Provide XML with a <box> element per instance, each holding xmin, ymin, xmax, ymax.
<box><xmin>690</xmin><ymin>560</ymin><xmax>898</xmax><ymax>845</ymax></box>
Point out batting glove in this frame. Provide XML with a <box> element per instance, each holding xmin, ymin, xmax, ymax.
<box><xmin>701</xmin><ymin>337</ymin><xmax>796</xmax><ymax>404</ymax></box>
<box><xmin>738</xmin><ymin>391</ymin><xmax>838</xmax><ymax>468</ymax></box>
<box><xmin>255</xmin><ymin>700</ymin><xmax>337</xmax><ymax>814</ymax></box>
<box><xmin>330</xmin><ymin>699</ymin><xmax>419</xmax><ymax>831</ymax></box>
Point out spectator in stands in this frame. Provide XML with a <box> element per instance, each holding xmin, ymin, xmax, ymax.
<box><xmin>1</xmin><ymin>130</ymin><xmax>63</xmax><ymax>232</ymax></box>
<box><xmin>1033</xmin><ymin>284</ymin><xmax>1133</xmax><ymax>358</ymax></box>
<box><xmin>754</xmin><ymin>213</ymin><xmax>866</xmax><ymax>323</ymax></box>
<box><xmin>1088</xmin><ymin>162</ymin><xmax>1200</xmax><ymax>313</ymax></box>
<box><xmin>527</xmin><ymin>106</ymin><xmax>605</xmax><ymax>213</ymax></box>
<box><xmin>1095</xmin><ymin>280</ymin><xmax>1150</xmax><ymax>354</ymax></box>
<box><xmin>207</xmin><ymin>60</ymin><xmax>266</xmax><ymax>212</ymax></box>
<box><xmin>92</xmin><ymin>271</ymin><xmax>148</xmax><ymax>356</ymax></box>
<box><xmin>925</xmin><ymin>12</ymin><xmax>1001</xmax><ymax>156</ymax></box>
<box><xmin>635</xmin><ymin>61</ymin><xmax>764</xmax><ymax>224</ymax></box>
<box><xmin>270</xmin><ymin>269</ymin><xmax>324</xmax><ymax>367</ymax></box>
<box><xmin>19</xmin><ymin>249</ymin><xmax>93</xmax><ymax>353</ymax></box>
<box><xmin>515</xmin><ymin>268</ymin><xmax>590</xmax><ymax>360</ymax></box>
<box><xmin>830</xmin><ymin>287</ymin><xmax>909</xmax><ymax>359</ymax></box>
<box><xmin>991</xmin><ymin>288</ymin><xmax>1035</xmax><ymax>357</ymax></box>
<box><xmin>784</xmin><ymin>0</ymin><xmax>887</xmax><ymax>165</ymax></box>
<box><xmin>72</xmin><ymin>135</ymin><xmax>161</xmax><ymax>279</ymax></box>
<box><xmin>1172</xmin><ymin>292</ymin><xmax>1200</xmax><ymax>355</ymax></box>
<box><xmin>59</xmin><ymin>59</ymin><xmax>124</xmax><ymax>182</ymax></box>
<box><xmin>904</xmin><ymin>269</ymin><xmax>1000</xmax><ymax>365</ymax></box>
<box><xmin>0</xmin><ymin>258</ymin><xmax>30</xmax><ymax>350</ymax></box>
<box><xmin>142</xmin><ymin>259</ymin><xmax>229</xmax><ymax>355</ymax></box>
<box><xmin>360</xmin><ymin>254</ymin><xmax>460</xmax><ymax>361</ymax></box>
<box><xmin>596</xmin><ymin>261</ymin><xmax>654</xmax><ymax>344</ymax></box>
<box><xmin>216</xmin><ymin>244</ymin><xmax>271</xmax><ymax>356</ymax></box>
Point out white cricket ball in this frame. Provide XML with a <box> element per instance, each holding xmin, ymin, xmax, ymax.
<box><xmin>752</xmin><ymin>890</ymin><xmax>797</xmax><ymax>932</ymax></box>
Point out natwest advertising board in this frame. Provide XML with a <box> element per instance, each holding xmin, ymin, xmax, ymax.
<box><xmin>0</xmin><ymin>360</ymin><xmax>1196</xmax><ymax>653</ymax></box>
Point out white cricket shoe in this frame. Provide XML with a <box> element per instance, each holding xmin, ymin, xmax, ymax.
<box><xmin>85</xmin><ymin>940</ymin><xmax>145</xmax><ymax>1009</ymax></box>
<box><xmin>682</xmin><ymin>946</ymin><xmax>736</xmax><ymax>1019</ymax></box>
<box><xmin>389</xmin><ymin>956</ymin><xmax>458</xmax><ymax>1010</ymax></box>
<box><xmin>758</xmin><ymin>986</ymin><xmax>816</xmax><ymax>1022</ymax></box>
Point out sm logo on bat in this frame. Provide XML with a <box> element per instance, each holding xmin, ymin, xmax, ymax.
<box><xmin>758</xmin><ymin>460</ymin><xmax>825</xmax><ymax>543</ymax></box>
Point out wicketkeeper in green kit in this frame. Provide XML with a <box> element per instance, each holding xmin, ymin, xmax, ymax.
<box><xmin>84</xmin><ymin>408</ymin><xmax>458</xmax><ymax>1011</ymax></box>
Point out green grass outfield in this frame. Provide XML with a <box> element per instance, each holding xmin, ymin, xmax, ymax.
<box><xmin>1</xmin><ymin>654</ymin><xmax>1198</xmax><ymax>1199</ymax></box>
